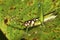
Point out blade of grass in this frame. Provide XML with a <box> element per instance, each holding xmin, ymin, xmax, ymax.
<box><xmin>38</xmin><ymin>1</ymin><xmax>45</xmax><ymax>27</ymax></box>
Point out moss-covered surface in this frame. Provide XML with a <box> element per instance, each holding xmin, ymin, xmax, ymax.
<box><xmin>0</xmin><ymin>0</ymin><xmax>60</xmax><ymax>40</ymax></box>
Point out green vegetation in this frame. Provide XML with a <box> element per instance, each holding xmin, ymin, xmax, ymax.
<box><xmin>0</xmin><ymin>0</ymin><xmax>60</xmax><ymax>40</ymax></box>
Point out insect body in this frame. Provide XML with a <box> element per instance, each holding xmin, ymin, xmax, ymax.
<box><xmin>24</xmin><ymin>18</ymin><xmax>39</xmax><ymax>27</ymax></box>
<box><xmin>23</xmin><ymin>12</ymin><xmax>57</xmax><ymax>27</ymax></box>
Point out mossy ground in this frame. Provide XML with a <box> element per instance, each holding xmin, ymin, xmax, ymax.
<box><xmin>0</xmin><ymin>0</ymin><xmax>60</xmax><ymax>40</ymax></box>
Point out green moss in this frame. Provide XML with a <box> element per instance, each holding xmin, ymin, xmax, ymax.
<box><xmin>0</xmin><ymin>0</ymin><xmax>60</xmax><ymax>40</ymax></box>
